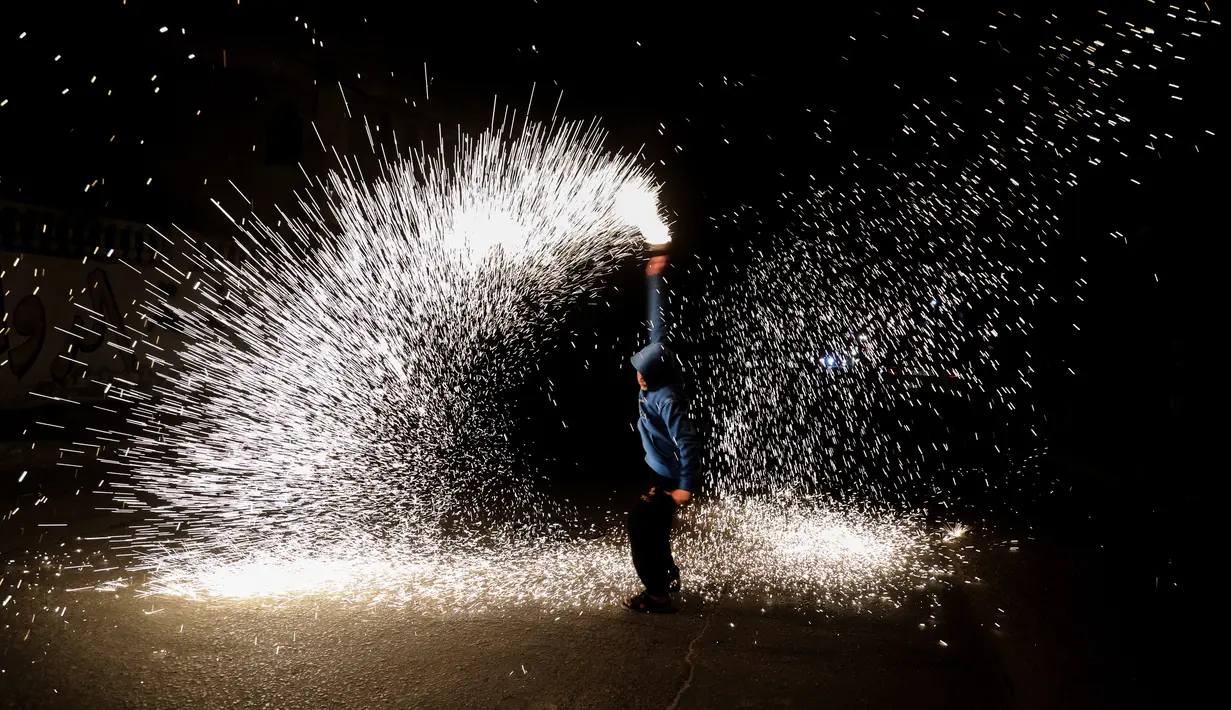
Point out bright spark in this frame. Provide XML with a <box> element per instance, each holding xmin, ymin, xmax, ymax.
<box><xmin>102</xmin><ymin>120</ymin><xmax>658</xmax><ymax>598</ymax></box>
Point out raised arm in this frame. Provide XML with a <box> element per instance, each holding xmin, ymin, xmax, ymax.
<box><xmin>646</xmin><ymin>255</ymin><xmax>668</xmax><ymax>345</ymax></box>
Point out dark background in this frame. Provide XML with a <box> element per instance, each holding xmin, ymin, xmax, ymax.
<box><xmin>1</xmin><ymin>0</ymin><xmax>1222</xmax><ymax>696</ymax></box>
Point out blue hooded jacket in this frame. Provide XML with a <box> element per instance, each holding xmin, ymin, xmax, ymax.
<box><xmin>630</xmin><ymin>272</ymin><xmax>701</xmax><ymax>492</ymax></box>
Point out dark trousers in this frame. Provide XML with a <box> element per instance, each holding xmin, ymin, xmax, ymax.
<box><xmin>628</xmin><ymin>474</ymin><xmax>680</xmax><ymax>596</ymax></box>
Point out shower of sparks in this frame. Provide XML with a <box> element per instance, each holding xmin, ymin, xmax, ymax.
<box><xmin>0</xmin><ymin>2</ymin><xmax>1217</xmax><ymax>613</ymax></box>
<box><xmin>678</xmin><ymin>3</ymin><xmax>1214</xmax><ymax>508</ymax></box>
<box><xmin>130</xmin><ymin>498</ymin><xmax>950</xmax><ymax>610</ymax></box>
<box><xmin>92</xmin><ymin>119</ymin><xmax>662</xmax><ymax>596</ymax></box>
<box><xmin>83</xmin><ymin>115</ymin><xmax>951</xmax><ymax>607</ymax></box>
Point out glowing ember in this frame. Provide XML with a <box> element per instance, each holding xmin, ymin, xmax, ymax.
<box><xmin>943</xmin><ymin>524</ymin><xmax>969</xmax><ymax>542</ymax></box>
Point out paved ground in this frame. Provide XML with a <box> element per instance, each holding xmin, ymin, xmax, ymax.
<box><xmin>2</xmin><ymin>585</ymin><xmax>1004</xmax><ymax>710</ymax></box>
<box><xmin>0</xmin><ymin>434</ymin><xmax>1198</xmax><ymax>709</ymax></box>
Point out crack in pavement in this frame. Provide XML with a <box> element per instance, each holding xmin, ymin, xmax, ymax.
<box><xmin>666</xmin><ymin>616</ymin><xmax>712</xmax><ymax>710</ymax></box>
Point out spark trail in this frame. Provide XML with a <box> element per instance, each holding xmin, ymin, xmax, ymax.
<box><xmin>102</xmin><ymin>120</ymin><xmax>657</xmax><ymax>584</ymax></box>
<box><xmin>680</xmin><ymin>3</ymin><xmax>1215</xmax><ymax>507</ymax></box>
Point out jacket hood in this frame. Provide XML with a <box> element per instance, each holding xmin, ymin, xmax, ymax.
<box><xmin>631</xmin><ymin>342</ymin><xmax>678</xmax><ymax>390</ymax></box>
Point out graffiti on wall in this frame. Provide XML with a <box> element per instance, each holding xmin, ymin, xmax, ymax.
<box><xmin>1</xmin><ymin>253</ymin><xmax>150</xmax><ymax>407</ymax></box>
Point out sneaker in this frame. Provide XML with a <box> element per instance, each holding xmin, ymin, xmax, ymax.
<box><xmin>623</xmin><ymin>590</ymin><xmax>675</xmax><ymax>613</ymax></box>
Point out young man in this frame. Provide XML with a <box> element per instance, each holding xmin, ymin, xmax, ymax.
<box><xmin>623</xmin><ymin>254</ymin><xmax>702</xmax><ymax>613</ymax></box>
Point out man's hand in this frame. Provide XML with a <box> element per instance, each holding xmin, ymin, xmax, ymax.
<box><xmin>647</xmin><ymin>255</ymin><xmax>668</xmax><ymax>276</ymax></box>
<box><xmin>670</xmin><ymin>489</ymin><xmax>692</xmax><ymax>506</ymax></box>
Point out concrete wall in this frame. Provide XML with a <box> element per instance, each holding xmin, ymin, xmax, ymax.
<box><xmin>1</xmin><ymin>26</ymin><xmax>485</xmax><ymax>410</ymax></box>
<box><xmin>0</xmin><ymin>203</ymin><xmax>210</xmax><ymax>408</ymax></box>
<box><xmin>1</xmin><ymin>250</ymin><xmax>143</xmax><ymax>407</ymax></box>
